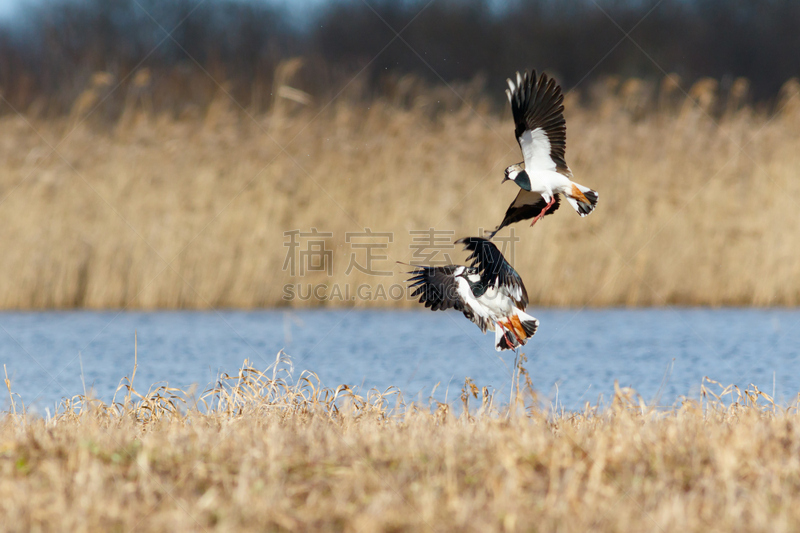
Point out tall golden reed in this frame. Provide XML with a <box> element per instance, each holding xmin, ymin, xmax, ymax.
<box><xmin>1</xmin><ymin>71</ymin><xmax>799</xmax><ymax>309</ymax></box>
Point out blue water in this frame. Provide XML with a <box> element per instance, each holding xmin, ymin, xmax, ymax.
<box><xmin>1</xmin><ymin>309</ymin><xmax>798</xmax><ymax>413</ymax></box>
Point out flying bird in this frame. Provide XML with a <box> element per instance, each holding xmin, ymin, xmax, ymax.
<box><xmin>487</xmin><ymin>70</ymin><xmax>598</xmax><ymax>239</ymax></box>
<box><xmin>404</xmin><ymin>237</ymin><xmax>538</xmax><ymax>351</ymax></box>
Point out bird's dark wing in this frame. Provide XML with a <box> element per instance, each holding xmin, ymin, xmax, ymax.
<box><xmin>486</xmin><ymin>189</ymin><xmax>561</xmax><ymax>239</ymax></box>
<box><xmin>456</xmin><ymin>237</ymin><xmax>528</xmax><ymax>308</ymax></box>
<box><xmin>506</xmin><ymin>70</ymin><xmax>568</xmax><ymax>175</ymax></box>
<box><xmin>405</xmin><ymin>264</ymin><xmax>464</xmax><ymax>312</ymax></box>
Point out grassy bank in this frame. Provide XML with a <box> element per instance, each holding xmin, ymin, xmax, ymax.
<box><xmin>2</xmin><ymin>73</ymin><xmax>800</xmax><ymax>309</ymax></box>
<box><xmin>1</xmin><ymin>359</ymin><xmax>798</xmax><ymax>532</ymax></box>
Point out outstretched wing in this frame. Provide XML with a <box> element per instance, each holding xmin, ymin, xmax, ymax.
<box><xmin>506</xmin><ymin>70</ymin><xmax>568</xmax><ymax>175</ymax></box>
<box><xmin>405</xmin><ymin>265</ymin><xmax>464</xmax><ymax>312</ymax></box>
<box><xmin>486</xmin><ymin>189</ymin><xmax>560</xmax><ymax>239</ymax></box>
<box><xmin>456</xmin><ymin>237</ymin><xmax>528</xmax><ymax>308</ymax></box>
<box><xmin>405</xmin><ymin>264</ymin><xmax>492</xmax><ymax>332</ymax></box>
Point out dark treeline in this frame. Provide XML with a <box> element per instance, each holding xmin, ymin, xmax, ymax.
<box><xmin>0</xmin><ymin>0</ymin><xmax>798</xmax><ymax>118</ymax></box>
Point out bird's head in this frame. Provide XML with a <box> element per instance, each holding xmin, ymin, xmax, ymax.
<box><xmin>504</xmin><ymin>163</ymin><xmax>524</xmax><ymax>181</ymax></box>
<box><xmin>455</xmin><ymin>266</ymin><xmax>481</xmax><ymax>284</ymax></box>
<box><xmin>502</xmin><ymin>163</ymin><xmax>531</xmax><ymax>191</ymax></box>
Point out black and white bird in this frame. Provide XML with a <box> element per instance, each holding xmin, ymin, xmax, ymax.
<box><xmin>487</xmin><ymin>70</ymin><xmax>598</xmax><ymax>239</ymax></box>
<box><xmin>404</xmin><ymin>237</ymin><xmax>538</xmax><ymax>351</ymax></box>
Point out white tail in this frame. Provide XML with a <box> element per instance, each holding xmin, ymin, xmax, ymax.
<box><xmin>494</xmin><ymin>308</ymin><xmax>539</xmax><ymax>351</ymax></box>
<box><xmin>565</xmin><ymin>181</ymin><xmax>598</xmax><ymax>217</ymax></box>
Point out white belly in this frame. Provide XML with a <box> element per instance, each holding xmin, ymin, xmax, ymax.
<box><xmin>457</xmin><ymin>279</ymin><xmax>515</xmax><ymax>323</ymax></box>
<box><xmin>474</xmin><ymin>285</ymin><xmax>516</xmax><ymax>321</ymax></box>
<box><xmin>527</xmin><ymin>169</ymin><xmax>571</xmax><ymax>195</ymax></box>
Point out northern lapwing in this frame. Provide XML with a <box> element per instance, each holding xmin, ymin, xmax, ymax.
<box><xmin>488</xmin><ymin>70</ymin><xmax>598</xmax><ymax>239</ymax></box>
<box><xmin>404</xmin><ymin>237</ymin><xmax>538</xmax><ymax>351</ymax></box>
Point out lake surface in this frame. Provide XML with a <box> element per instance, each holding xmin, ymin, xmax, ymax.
<box><xmin>1</xmin><ymin>309</ymin><xmax>798</xmax><ymax>413</ymax></box>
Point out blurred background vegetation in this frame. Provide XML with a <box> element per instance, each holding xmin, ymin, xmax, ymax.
<box><xmin>1</xmin><ymin>0</ymin><xmax>799</xmax><ymax>117</ymax></box>
<box><xmin>0</xmin><ymin>0</ymin><xmax>799</xmax><ymax>309</ymax></box>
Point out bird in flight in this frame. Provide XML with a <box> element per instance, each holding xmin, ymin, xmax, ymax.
<box><xmin>487</xmin><ymin>70</ymin><xmax>598</xmax><ymax>239</ymax></box>
<box><xmin>404</xmin><ymin>237</ymin><xmax>538</xmax><ymax>351</ymax></box>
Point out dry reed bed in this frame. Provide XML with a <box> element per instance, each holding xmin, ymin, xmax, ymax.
<box><xmin>2</xmin><ymin>75</ymin><xmax>800</xmax><ymax>309</ymax></box>
<box><xmin>1</xmin><ymin>359</ymin><xmax>800</xmax><ymax>532</ymax></box>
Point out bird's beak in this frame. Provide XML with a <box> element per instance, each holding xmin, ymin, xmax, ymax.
<box><xmin>501</xmin><ymin>175</ymin><xmax>509</xmax><ymax>184</ymax></box>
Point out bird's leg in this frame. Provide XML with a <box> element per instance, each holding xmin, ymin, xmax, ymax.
<box><xmin>530</xmin><ymin>196</ymin><xmax>555</xmax><ymax>226</ymax></box>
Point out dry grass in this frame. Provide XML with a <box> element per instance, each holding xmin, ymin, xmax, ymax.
<box><xmin>2</xmin><ymin>356</ymin><xmax>800</xmax><ymax>532</ymax></box>
<box><xmin>2</xmin><ymin>70</ymin><xmax>800</xmax><ymax>309</ymax></box>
